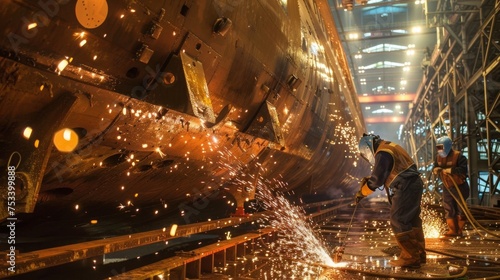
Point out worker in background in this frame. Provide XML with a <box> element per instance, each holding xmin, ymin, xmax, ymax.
<box><xmin>432</xmin><ymin>136</ymin><xmax>470</xmax><ymax>237</ymax></box>
<box><xmin>356</xmin><ymin>133</ymin><xmax>425</xmax><ymax>268</ymax></box>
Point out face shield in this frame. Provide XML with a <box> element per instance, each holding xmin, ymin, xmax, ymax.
<box><xmin>358</xmin><ymin>135</ymin><xmax>376</xmax><ymax>166</ymax></box>
<box><xmin>436</xmin><ymin>144</ymin><xmax>447</xmax><ymax>158</ymax></box>
<box><xmin>436</xmin><ymin>136</ymin><xmax>452</xmax><ymax>158</ymax></box>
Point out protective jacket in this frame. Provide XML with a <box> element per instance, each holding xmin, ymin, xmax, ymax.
<box><xmin>375</xmin><ymin>141</ymin><xmax>416</xmax><ymax>188</ymax></box>
<box><xmin>436</xmin><ymin>150</ymin><xmax>466</xmax><ymax>188</ymax></box>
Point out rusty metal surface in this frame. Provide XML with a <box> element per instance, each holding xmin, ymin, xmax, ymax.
<box><xmin>0</xmin><ymin>214</ymin><xmax>268</xmax><ymax>278</ymax></box>
<box><xmin>0</xmin><ymin>0</ymin><xmax>370</xmax><ymax>278</ymax></box>
<box><xmin>0</xmin><ymin>0</ymin><xmax>367</xmax><ymax>253</ymax></box>
<box><xmin>108</xmin><ymin>228</ymin><xmax>276</xmax><ymax>280</ymax></box>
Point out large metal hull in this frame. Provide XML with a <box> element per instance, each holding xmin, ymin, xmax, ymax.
<box><xmin>0</xmin><ymin>0</ymin><xmax>366</xmax><ymax>248</ymax></box>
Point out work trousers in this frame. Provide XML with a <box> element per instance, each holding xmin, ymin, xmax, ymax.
<box><xmin>443</xmin><ymin>182</ymin><xmax>470</xmax><ymax>219</ymax></box>
<box><xmin>389</xmin><ymin>176</ymin><xmax>424</xmax><ymax>234</ymax></box>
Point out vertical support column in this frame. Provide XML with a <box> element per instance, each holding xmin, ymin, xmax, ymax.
<box><xmin>226</xmin><ymin>246</ymin><xmax>236</xmax><ymax>261</ymax></box>
<box><xmin>201</xmin><ymin>255</ymin><xmax>213</xmax><ymax>274</ymax></box>
<box><xmin>226</xmin><ymin>246</ymin><xmax>237</xmax><ymax>277</ymax></box>
<box><xmin>169</xmin><ymin>266</ymin><xmax>185</xmax><ymax>280</ymax></box>
<box><xmin>236</xmin><ymin>243</ymin><xmax>245</xmax><ymax>258</ymax></box>
<box><xmin>186</xmin><ymin>260</ymin><xmax>200</xmax><ymax>279</ymax></box>
<box><xmin>263</xmin><ymin>233</ymin><xmax>270</xmax><ymax>243</ymax></box>
<box><xmin>214</xmin><ymin>250</ymin><xmax>226</xmax><ymax>271</ymax></box>
<box><xmin>246</xmin><ymin>241</ymin><xmax>254</xmax><ymax>254</ymax></box>
<box><xmin>265</xmin><ymin>232</ymin><xmax>276</xmax><ymax>243</ymax></box>
<box><xmin>466</xmin><ymin>88</ymin><xmax>480</xmax><ymax>205</ymax></box>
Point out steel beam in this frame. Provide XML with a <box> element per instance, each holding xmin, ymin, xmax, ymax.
<box><xmin>0</xmin><ymin>213</ymin><xmax>269</xmax><ymax>278</ymax></box>
<box><xmin>107</xmin><ymin>228</ymin><xmax>276</xmax><ymax>280</ymax></box>
<box><xmin>403</xmin><ymin>0</ymin><xmax>500</xmax><ymax>205</ymax></box>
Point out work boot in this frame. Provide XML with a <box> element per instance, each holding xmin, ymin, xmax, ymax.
<box><xmin>413</xmin><ymin>227</ymin><xmax>426</xmax><ymax>263</ymax></box>
<box><xmin>389</xmin><ymin>230</ymin><xmax>421</xmax><ymax>268</ymax></box>
<box><xmin>443</xmin><ymin>218</ymin><xmax>461</xmax><ymax>237</ymax></box>
<box><xmin>457</xmin><ymin>215</ymin><xmax>466</xmax><ymax>236</ymax></box>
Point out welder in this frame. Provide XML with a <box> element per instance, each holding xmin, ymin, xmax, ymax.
<box><xmin>432</xmin><ymin>136</ymin><xmax>470</xmax><ymax>237</ymax></box>
<box><xmin>356</xmin><ymin>133</ymin><xmax>425</xmax><ymax>268</ymax></box>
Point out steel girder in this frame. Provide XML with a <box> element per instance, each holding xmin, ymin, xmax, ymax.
<box><xmin>403</xmin><ymin>0</ymin><xmax>500</xmax><ymax>206</ymax></box>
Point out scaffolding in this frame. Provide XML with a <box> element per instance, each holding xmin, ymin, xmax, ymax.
<box><xmin>403</xmin><ymin>0</ymin><xmax>500</xmax><ymax>206</ymax></box>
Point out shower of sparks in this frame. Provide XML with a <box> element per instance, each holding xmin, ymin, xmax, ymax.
<box><xmin>256</xmin><ymin>182</ymin><xmax>335</xmax><ymax>267</ymax></box>
<box><xmin>98</xmin><ymin>99</ymin><xmax>361</xmax><ymax>278</ymax></box>
<box><xmin>421</xmin><ymin>192</ymin><xmax>447</xmax><ymax>238</ymax></box>
<box><xmin>215</xmin><ymin>146</ymin><xmax>335</xmax><ymax>272</ymax></box>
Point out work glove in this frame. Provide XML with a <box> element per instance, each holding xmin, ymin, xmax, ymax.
<box><xmin>355</xmin><ymin>191</ymin><xmax>364</xmax><ymax>204</ymax></box>
<box><xmin>432</xmin><ymin>167</ymin><xmax>442</xmax><ymax>175</ymax></box>
<box><xmin>355</xmin><ymin>176</ymin><xmax>373</xmax><ymax>204</ymax></box>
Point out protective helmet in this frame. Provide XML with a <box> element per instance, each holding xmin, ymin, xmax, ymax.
<box><xmin>358</xmin><ymin>133</ymin><xmax>380</xmax><ymax>166</ymax></box>
<box><xmin>436</xmin><ymin>136</ymin><xmax>452</xmax><ymax>158</ymax></box>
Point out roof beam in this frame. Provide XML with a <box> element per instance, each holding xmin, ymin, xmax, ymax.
<box><xmin>358</xmin><ymin>93</ymin><xmax>416</xmax><ymax>103</ymax></box>
<box><xmin>364</xmin><ymin>116</ymin><xmax>406</xmax><ymax>123</ymax></box>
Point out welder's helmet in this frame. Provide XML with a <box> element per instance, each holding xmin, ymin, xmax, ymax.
<box><xmin>436</xmin><ymin>136</ymin><xmax>452</xmax><ymax>158</ymax></box>
<box><xmin>358</xmin><ymin>133</ymin><xmax>380</xmax><ymax>166</ymax></box>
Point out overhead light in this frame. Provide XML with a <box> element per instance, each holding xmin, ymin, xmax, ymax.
<box><xmin>411</xmin><ymin>26</ymin><xmax>422</xmax><ymax>33</ymax></box>
<box><xmin>57</xmin><ymin>59</ymin><xmax>69</xmax><ymax>72</ymax></box>
<box><xmin>342</xmin><ymin>0</ymin><xmax>354</xmax><ymax>10</ymax></box>
<box><xmin>53</xmin><ymin>128</ymin><xmax>79</xmax><ymax>152</ymax></box>
<box><xmin>23</xmin><ymin>127</ymin><xmax>33</xmax><ymax>139</ymax></box>
<box><xmin>170</xmin><ymin>224</ymin><xmax>178</xmax><ymax>236</ymax></box>
<box><xmin>348</xmin><ymin>33</ymin><xmax>359</xmax><ymax>40</ymax></box>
